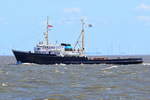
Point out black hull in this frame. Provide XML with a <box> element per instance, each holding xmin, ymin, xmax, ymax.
<box><xmin>12</xmin><ymin>50</ymin><xmax>143</xmax><ymax>65</ymax></box>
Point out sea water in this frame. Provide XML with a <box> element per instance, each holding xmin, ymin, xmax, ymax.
<box><xmin>0</xmin><ymin>56</ymin><xmax>150</xmax><ymax>100</ymax></box>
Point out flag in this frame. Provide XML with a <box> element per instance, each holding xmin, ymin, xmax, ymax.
<box><xmin>88</xmin><ymin>24</ymin><xmax>92</xmax><ymax>27</ymax></box>
<box><xmin>47</xmin><ymin>25</ymin><xmax>53</xmax><ymax>28</ymax></box>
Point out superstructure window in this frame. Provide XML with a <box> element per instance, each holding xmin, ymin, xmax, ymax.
<box><xmin>37</xmin><ymin>48</ymin><xmax>40</xmax><ymax>50</ymax></box>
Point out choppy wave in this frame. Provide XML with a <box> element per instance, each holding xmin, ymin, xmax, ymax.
<box><xmin>0</xmin><ymin>57</ymin><xmax>149</xmax><ymax>100</ymax></box>
<box><xmin>22</xmin><ymin>63</ymin><xmax>39</xmax><ymax>66</ymax></box>
<box><xmin>142</xmin><ymin>63</ymin><xmax>150</xmax><ymax>66</ymax></box>
<box><xmin>102</xmin><ymin>65</ymin><xmax>119</xmax><ymax>70</ymax></box>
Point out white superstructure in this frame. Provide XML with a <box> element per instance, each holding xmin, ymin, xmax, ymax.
<box><xmin>34</xmin><ymin>43</ymin><xmax>80</xmax><ymax>56</ymax></box>
<box><xmin>34</xmin><ymin>17</ymin><xmax>86</xmax><ymax>57</ymax></box>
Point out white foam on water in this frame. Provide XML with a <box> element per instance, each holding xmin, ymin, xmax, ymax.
<box><xmin>54</xmin><ymin>69</ymin><xmax>65</xmax><ymax>74</ymax></box>
<box><xmin>55</xmin><ymin>64</ymin><xmax>58</xmax><ymax>65</ymax></box>
<box><xmin>143</xmin><ymin>63</ymin><xmax>150</xmax><ymax>66</ymax></box>
<box><xmin>80</xmin><ymin>64</ymin><xmax>84</xmax><ymax>66</ymax></box>
<box><xmin>54</xmin><ymin>69</ymin><xmax>60</xmax><ymax>73</ymax></box>
<box><xmin>22</xmin><ymin>63</ymin><xmax>38</xmax><ymax>66</ymax></box>
<box><xmin>2</xmin><ymin>83</ymin><xmax>8</xmax><ymax>87</ymax></box>
<box><xmin>102</xmin><ymin>65</ymin><xmax>119</xmax><ymax>70</ymax></box>
<box><xmin>60</xmin><ymin>63</ymin><xmax>66</xmax><ymax>66</ymax></box>
<box><xmin>22</xmin><ymin>63</ymin><xmax>32</xmax><ymax>65</ymax></box>
<box><xmin>64</xmin><ymin>67</ymin><xmax>68</xmax><ymax>70</ymax></box>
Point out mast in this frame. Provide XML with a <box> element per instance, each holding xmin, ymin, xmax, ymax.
<box><xmin>45</xmin><ymin>16</ymin><xmax>49</xmax><ymax>45</ymax></box>
<box><xmin>74</xmin><ymin>19</ymin><xmax>86</xmax><ymax>55</ymax></box>
<box><xmin>81</xmin><ymin>19</ymin><xmax>85</xmax><ymax>55</ymax></box>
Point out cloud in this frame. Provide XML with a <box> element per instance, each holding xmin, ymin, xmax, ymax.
<box><xmin>137</xmin><ymin>16</ymin><xmax>150</xmax><ymax>22</ymax></box>
<box><xmin>60</xmin><ymin>17</ymin><xmax>81</xmax><ymax>24</ymax></box>
<box><xmin>0</xmin><ymin>17</ymin><xmax>8</xmax><ymax>25</ymax></box>
<box><xmin>59</xmin><ymin>16</ymin><xmax>89</xmax><ymax>25</ymax></box>
<box><xmin>63</xmin><ymin>8</ymin><xmax>81</xmax><ymax>13</ymax></box>
<box><xmin>137</xmin><ymin>3</ymin><xmax>150</xmax><ymax>10</ymax></box>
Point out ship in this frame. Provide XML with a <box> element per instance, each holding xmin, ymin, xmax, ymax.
<box><xmin>12</xmin><ymin>17</ymin><xmax>143</xmax><ymax>65</ymax></box>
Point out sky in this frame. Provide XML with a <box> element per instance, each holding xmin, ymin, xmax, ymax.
<box><xmin>0</xmin><ymin>0</ymin><xmax>150</xmax><ymax>55</ymax></box>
